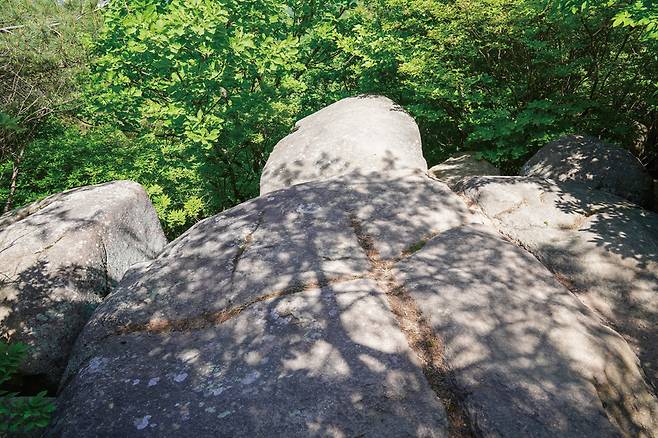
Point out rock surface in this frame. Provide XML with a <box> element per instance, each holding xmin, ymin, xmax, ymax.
<box><xmin>428</xmin><ymin>152</ymin><xmax>499</xmax><ymax>187</ymax></box>
<box><xmin>260</xmin><ymin>95</ymin><xmax>427</xmax><ymax>195</ymax></box>
<box><xmin>51</xmin><ymin>173</ymin><xmax>478</xmax><ymax>437</ymax></box>
<box><xmin>0</xmin><ymin>181</ymin><xmax>167</xmax><ymax>389</ymax></box>
<box><xmin>396</xmin><ymin>225</ymin><xmax>657</xmax><ymax>436</ymax></box>
<box><xmin>47</xmin><ymin>99</ymin><xmax>658</xmax><ymax>437</ymax></box>
<box><xmin>457</xmin><ymin>176</ymin><xmax>658</xmax><ymax>392</ymax></box>
<box><xmin>52</xmin><ymin>279</ymin><xmax>450</xmax><ymax>437</ymax></box>
<box><xmin>521</xmin><ymin>134</ymin><xmax>654</xmax><ymax>207</ymax></box>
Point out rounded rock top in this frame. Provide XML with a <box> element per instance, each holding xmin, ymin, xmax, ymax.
<box><xmin>521</xmin><ymin>134</ymin><xmax>654</xmax><ymax>208</ymax></box>
<box><xmin>260</xmin><ymin>95</ymin><xmax>427</xmax><ymax>195</ymax></box>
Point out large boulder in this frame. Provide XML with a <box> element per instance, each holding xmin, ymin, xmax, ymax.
<box><xmin>395</xmin><ymin>225</ymin><xmax>657</xmax><ymax>436</ymax></box>
<box><xmin>48</xmin><ymin>99</ymin><xmax>657</xmax><ymax>437</ymax></box>
<box><xmin>49</xmin><ymin>174</ymin><xmax>478</xmax><ymax>437</ymax></box>
<box><xmin>428</xmin><ymin>152</ymin><xmax>500</xmax><ymax>187</ymax></box>
<box><xmin>521</xmin><ymin>134</ymin><xmax>654</xmax><ymax>208</ymax></box>
<box><xmin>457</xmin><ymin>176</ymin><xmax>658</xmax><ymax>391</ymax></box>
<box><xmin>0</xmin><ymin>181</ymin><xmax>167</xmax><ymax>390</ymax></box>
<box><xmin>49</xmin><ymin>174</ymin><xmax>658</xmax><ymax>437</ymax></box>
<box><xmin>260</xmin><ymin>95</ymin><xmax>427</xmax><ymax>195</ymax></box>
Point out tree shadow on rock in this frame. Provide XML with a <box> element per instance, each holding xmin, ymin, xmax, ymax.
<box><xmin>396</xmin><ymin>226</ymin><xmax>657</xmax><ymax>436</ymax></box>
<box><xmin>456</xmin><ymin>175</ymin><xmax>658</xmax><ymax>391</ymax></box>
<box><xmin>50</xmin><ymin>170</ymin><xmax>480</xmax><ymax>437</ymax></box>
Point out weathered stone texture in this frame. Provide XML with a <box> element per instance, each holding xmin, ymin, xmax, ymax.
<box><xmin>458</xmin><ymin>176</ymin><xmax>658</xmax><ymax>392</ymax></box>
<box><xmin>0</xmin><ymin>181</ymin><xmax>167</xmax><ymax>388</ymax></box>
<box><xmin>396</xmin><ymin>225</ymin><xmax>657</xmax><ymax>437</ymax></box>
<box><xmin>260</xmin><ymin>95</ymin><xmax>427</xmax><ymax>195</ymax></box>
<box><xmin>51</xmin><ymin>174</ymin><xmax>477</xmax><ymax>437</ymax></box>
<box><xmin>522</xmin><ymin>134</ymin><xmax>654</xmax><ymax>207</ymax></box>
<box><xmin>428</xmin><ymin>152</ymin><xmax>500</xmax><ymax>187</ymax></box>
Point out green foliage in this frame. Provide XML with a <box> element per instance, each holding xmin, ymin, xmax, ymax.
<box><xmin>0</xmin><ymin>342</ymin><xmax>54</xmax><ymax>434</ymax></box>
<box><xmin>3</xmin><ymin>120</ymin><xmax>205</xmax><ymax>237</ymax></box>
<box><xmin>0</xmin><ymin>342</ymin><xmax>25</xmax><ymax>385</ymax></box>
<box><xmin>57</xmin><ymin>0</ymin><xmax>356</xmax><ymax>234</ymax></box>
<box><xmin>557</xmin><ymin>0</ymin><xmax>658</xmax><ymax>40</ymax></box>
<box><xmin>0</xmin><ymin>0</ymin><xmax>100</xmax><ymax>117</ymax></box>
<box><xmin>83</xmin><ymin>0</ymin><xmax>337</xmax><ymax>229</ymax></box>
<box><xmin>334</xmin><ymin>0</ymin><xmax>657</xmax><ymax>168</ymax></box>
<box><xmin>2</xmin><ymin>0</ymin><xmax>657</xmax><ymax>237</ymax></box>
<box><xmin>0</xmin><ymin>0</ymin><xmax>100</xmax><ymax>127</ymax></box>
<box><xmin>0</xmin><ymin>0</ymin><xmax>102</xmax><ymax>211</ymax></box>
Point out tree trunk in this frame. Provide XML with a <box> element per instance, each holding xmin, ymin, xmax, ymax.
<box><xmin>4</xmin><ymin>145</ymin><xmax>24</xmax><ymax>213</ymax></box>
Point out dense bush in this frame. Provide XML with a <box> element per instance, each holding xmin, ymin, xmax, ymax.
<box><xmin>336</xmin><ymin>0</ymin><xmax>658</xmax><ymax>169</ymax></box>
<box><xmin>75</xmin><ymin>0</ymin><xmax>353</xmax><ymax>234</ymax></box>
<box><xmin>5</xmin><ymin>120</ymin><xmax>205</xmax><ymax>237</ymax></box>
<box><xmin>0</xmin><ymin>342</ymin><xmax>54</xmax><ymax>435</ymax></box>
<box><xmin>0</xmin><ymin>0</ymin><xmax>101</xmax><ymax>211</ymax></box>
<box><xmin>2</xmin><ymin>0</ymin><xmax>656</xmax><ymax>236</ymax></box>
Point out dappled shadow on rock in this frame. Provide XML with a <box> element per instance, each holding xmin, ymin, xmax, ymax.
<box><xmin>51</xmin><ymin>280</ymin><xmax>449</xmax><ymax>437</ymax></box>
<box><xmin>1</xmin><ymin>261</ymin><xmax>106</xmax><ymax>395</ymax></box>
<box><xmin>51</xmin><ymin>171</ymin><xmax>476</xmax><ymax>437</ymax></box>
<box><xmin>521</xmin><ymin>134</ymin><xmax>654</xmax><ymax>208</ymax></box>
<box><xmin>50</xmin><ymin>170</ymin><xmax>658</xmax><ymax>437</ymax></box>
<box><xmin>457</xmin><ymin>176</ymin><xmax>657</xmax><ymax>265</ymax></box>
<box><xmin>396</xmin><ymin>225</ymin><xmax>657</xmax><ymax>436</ymax></box>
<box><xmin>68</xmin><ymin>171</ymin><xmax>477</xmax><ymax>347</ymax></box>
<box><xmin>457</xmin><ymin>176</ymin><xmax>658</xmax><ymax>392</ymax></box>
<box><xmin>428</xmin><ymin>152</ymin><xmax>500</xmax><ymax>188</ymax></box>
<box><xmin>0</xmin><ymin>181</ymin><xmax>167</xmax><ymax>390</ymax></box>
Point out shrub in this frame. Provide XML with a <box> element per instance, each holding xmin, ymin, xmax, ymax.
<box><xmin>0</xmin><ymin>342</ymin><xmax>54</xmax><ymax>434</ymax></box>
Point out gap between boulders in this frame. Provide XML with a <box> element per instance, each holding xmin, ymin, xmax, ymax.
<box><xmin>349</xmin><ymin>214</ymin><xmax>476</xmax><ymax>438</ymax></box>
<box><xmin>230</xmin><ymin>211</ymin><xmax>264</xmax><ymax>291</ymax></box>
<box><xmin>115</xmin><ymin>273</ymin><xmax>364</xmax><ymax>336</ymax></box>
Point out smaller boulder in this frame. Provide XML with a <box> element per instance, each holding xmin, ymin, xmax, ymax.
<box><xmin>0</xmin><ymin>181</ymin><xmax>167</xmax><ymax>390</ymax></box>
<box><xmin>521</xmin><ymin>134</ymin><xmax>654</xmax><ymax>207</ymax></box>
<box><xmin>428</xmin><ymin>152</ymin><xmax>500</xmax><ymax>187</ymax></box>
<box><xmin>456</xmin><ymin>175</ymin><xmax>658</xmax><ymax>389</ymax></box>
